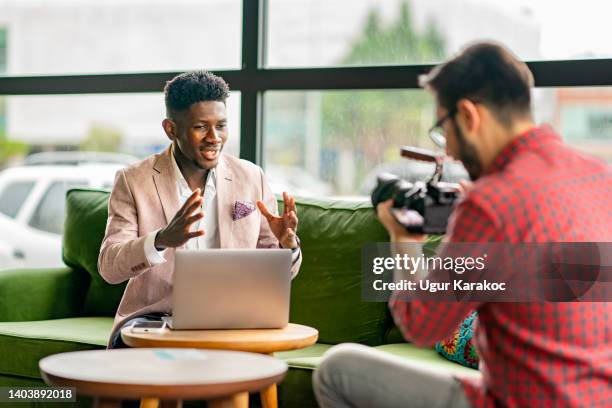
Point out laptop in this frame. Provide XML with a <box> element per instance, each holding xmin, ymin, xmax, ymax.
<box><xmin>165</xmin><ymin>248</ymin><xmax>292</xmax><ymax>330</ymax></box>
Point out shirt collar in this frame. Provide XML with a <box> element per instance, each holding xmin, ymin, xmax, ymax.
<box><xmin>170</xmin><ymin>148</ymin><xmax>216</xmax><ymax>196</ymax></box>
<box><xmin>206</xmin><ymin>166</ymin><xmax>217</xmax><ymax>191</ymax></box>
<box><xmin>487</xmin><ymin>124</ymin><xmax>561</xmax><ymax>174</ymax></box>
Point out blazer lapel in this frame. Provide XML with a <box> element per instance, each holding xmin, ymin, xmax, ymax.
<box><xmin>153</xmin><ymin>146</ymin><xmax>180</xmax><ymax>225</ymax></box>
<box><xmin>216</xmin><ymin>154</ymin><xmax>235</xmax><ymax>248</ymax></box>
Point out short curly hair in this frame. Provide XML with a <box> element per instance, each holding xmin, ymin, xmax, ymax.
<box><xmin>164</xmin><ymin>70</ymin><xmax>230</xmax><ymax>118</ymax></box>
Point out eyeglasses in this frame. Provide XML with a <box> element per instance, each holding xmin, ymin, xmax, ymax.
<box><xmin>428</xmin><ymin>110</ymin><xmax>456</xmax><ymax>149</ymax></box>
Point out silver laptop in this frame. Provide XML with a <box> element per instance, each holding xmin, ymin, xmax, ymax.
<box><xmin>165</xmin><ymin>248</ymin><xmax>292</xmax><ymax>330</ymax></box>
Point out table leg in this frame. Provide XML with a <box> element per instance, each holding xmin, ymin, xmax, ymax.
<box><xmin>208</xmin><ymin>391</ymin><xmax>249</xmax><ymax>408</ymax></box>
<box><xmin>140</xmin><ymin>397</ymin><xmax>160</xmax><ymax>408</ymax></box>
<box><xmin>260</xmin><ymin>383</ymin><xmax>278</xmax><ymax>408</ymax></box>
<box><xmin>94</xmin><ymin>397</ymin><xmax>122</xmax><ymax>408</ymax></box>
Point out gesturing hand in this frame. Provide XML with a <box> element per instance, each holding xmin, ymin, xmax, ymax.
<box><xmin>154</xmin><ymin>188</ymin><xmax>205</xmax><ymax>250</ymax></box>
<box><xmin>257</xmin><ymin>191</ymin><xmax>299</xmax><ymax>249</ymax></box>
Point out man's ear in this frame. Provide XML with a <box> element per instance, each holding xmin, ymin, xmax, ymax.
<box><xmin>455</xmin><ymin>99</ymin><xmax>481</xmax><ymax>134</ymax></box>
<box><xmin>162</xmin><ymin>118</ymin><xmax>177</xmax><ymax>141</ymax></box>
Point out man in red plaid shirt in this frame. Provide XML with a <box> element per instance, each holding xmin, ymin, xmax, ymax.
<box><xmin>314</xmin><ymin>43</ymin><xmax>611</xmax><ymax>407</ymax></box>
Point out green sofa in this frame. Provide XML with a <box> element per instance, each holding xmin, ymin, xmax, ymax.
<box><xmin>0</xmin><ymin>189</ymin><xmax>477</xmax><ymax>407</ymax></box>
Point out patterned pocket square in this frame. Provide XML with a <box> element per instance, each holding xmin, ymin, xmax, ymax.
<box><xmin>233</xmin><ymin>200</ymin><xmax>256</xmax><ymax>221</ymax></box>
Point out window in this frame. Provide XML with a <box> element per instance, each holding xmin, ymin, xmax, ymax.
<box><xmin>263</xmin><ymin>90</ymin><xmax>467</xmax><ymax>197</ymax></box>
<box><xmin>267</xmin><ymin>0</ymin><xmax>612</xmax><ymax>68</ymax></box>
<box><xmin>0</xmin><ymin>0</ymin><xmax>241</xmax><ymax>76</ymax></box>
<box><xmin>549</xmin><ymin>88</ymin><xmax>612</xmax><ymax>162</ymax></box>
<box><xmin>267</xmin><ymin>0</ymin><xmax>446</xmax><ymax>68</ymax></box>
<box><xmin>0</xmin><ymin>180</ymin><xmax>35</xmax><ymax>218</ymax></box>
<box><xmin>0</xmin><ymin>27</ymin><xmax>6</xmax><ymax>72</ymax></box>
<box><xmin>5</xmin><ymin>92</ymin><xmax>241</xmax><ymax>158</ymax></box>
<box><xmin>29</xmin><ymin>181</ymin><xmax>86</xmax><ymax>234</ymax></box>
<box><xmin>2</xmin><ymin>0</ymin><xmax>612</xmax><ymax>198</ymax></box>
<box><xmin>0</xmin><ymin>96</ymin><xmax>5</xmax><ymax>140</ymax></box>
<box><xmin>263</xmin><ymin>88</ymin><xmax>612</xmax><ymax>197</ymax></box>
<box><xmin>0</xmin><ymin>27</ymin><xmax>6</xmax><ymax>138</ymax></box>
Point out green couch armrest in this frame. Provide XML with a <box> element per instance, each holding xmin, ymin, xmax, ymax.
<box><xmin>0</xmin><ymin>267</ymin><xmax>89</xmax><ymax>322</ymax></box>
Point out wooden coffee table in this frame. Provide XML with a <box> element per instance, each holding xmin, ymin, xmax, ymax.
<box><xmin>39</xmin><ymin>348</ymin><xmax>287</xmax><ymax>408</ymax></box>
<box><xmin>121</xmin><ymin>323</ymin><xmax>318</xmax><ymax>408</ymax></box>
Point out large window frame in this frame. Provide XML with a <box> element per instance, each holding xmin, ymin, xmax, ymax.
<box><xmin>1</xmin><ymin>0</ymin><xmax>612</xmax><ymax>166</ymax></box>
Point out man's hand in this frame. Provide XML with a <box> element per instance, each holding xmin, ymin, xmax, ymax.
<box><xmin>155</xmin><ymin>188</ymin><xmax>205</xmax><ymax>250</ymax></box>
<box><xmin>376</xmin><ymin>199</ymin><xmax>427</xmax><ymax>243</ymax></box>
<box><xmin>458</xmin><ymin>179</ymin><xmax>474</xmax><ymax>197</ymax></box>
<box><xmin>257</xmin><ymin>191</ymin><xmax>299</xmax><ymax>249</ymax></box>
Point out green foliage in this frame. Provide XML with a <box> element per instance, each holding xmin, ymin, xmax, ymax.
<box><xmin>0</xmin><ymin>96</ymin><xmax>29</xmax><ymax>167</ymax></box>
<box><xmin>0</xmin><ymin>139</ymin><xmax>28</xmax><ymax>167</ymax></box>
<box><xmin>321</xmin><ymin>0</ymin><xmax>446</xmax><ymax>191</ymax></box>
<box><xmin>343</xmin><ymin>2</ymin><xmax>445</xmax><ymax>65</ymax></box>
<box><xmin>80</xmin><ymin>124</ymin><xmax>123</xmax><ymax>152</ymax></box>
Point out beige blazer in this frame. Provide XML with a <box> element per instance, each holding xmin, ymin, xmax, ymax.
<box><xmin>98</xmin><ymin>147</ymin><xmax>301</xmax><ymax>345</ymax></box>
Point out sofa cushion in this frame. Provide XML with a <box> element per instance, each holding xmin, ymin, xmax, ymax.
<box><xmin>63</xmin><ymin>189</ymin><xmax>126</xmax><ymax>316</ymax></box>
<box><xmin>274</xmin><ymin>342</ymin><xmax>479</xmax><ymax>408</ymax></box>
<box><xmin>373</xmin><ymin>344</ymin><xmax>480</xmax><ymax>377</ymax></box>
<box><xmin>0</xmin><ymin>318</ymin><xmax>113</xmax><ymax>379</ymax></box>
<box><xmin>0</xmin><ymin>267</ymin><xmax>89</xmax><ymax>322</ymax></box>
<box><xmin>275</xmin><ymin>342</ymin><xmax>478</xmax><ymax>376</ymax></box>
<box><xmin>289</xmin><ymin>196</ymin><xmax>391</xmax><ymax>345</ymax></box>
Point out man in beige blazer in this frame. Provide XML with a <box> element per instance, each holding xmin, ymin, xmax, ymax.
<box><xmin>98</xmin><ymin>71</ymin><xmax>302</xmax><ymax>348</ymax></box>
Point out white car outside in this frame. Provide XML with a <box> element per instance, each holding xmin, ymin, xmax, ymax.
<box><xmin>0</xmin><ymin>164</ymin><xmax>124</xmax><ymax>270</ymax></box>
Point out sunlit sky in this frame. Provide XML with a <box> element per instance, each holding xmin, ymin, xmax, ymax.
<box><xmin>478</xmin><ymin>0</ymin><xmax>612</xmax><ymax>59</ymax></box>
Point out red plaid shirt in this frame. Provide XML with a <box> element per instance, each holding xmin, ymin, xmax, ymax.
<box><xmin>390</xmin><ymin>125</ymin><xmax>612</xmax><ymax>407</ymax></box>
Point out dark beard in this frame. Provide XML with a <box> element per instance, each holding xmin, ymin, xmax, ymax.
<box><xmin>452</xmin><ymin>119</ymin><xmax>482</xmax><ymax>180</ymax></box>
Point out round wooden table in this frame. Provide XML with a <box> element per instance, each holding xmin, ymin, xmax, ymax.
<box><xmin>40</xmin><ymin>348</ymin><xmax>287</xmax><ymax>408</ymax></box>
<box><xmin>121</xmin><ymin>323</ymin><xmax>318</xmax><ymax>408</ymax></box>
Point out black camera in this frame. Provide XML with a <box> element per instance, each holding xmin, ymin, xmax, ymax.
<box><xmin>371</xmin><ymin>147</ymin><xmax>461</xmax><ymax>234</ymax></box>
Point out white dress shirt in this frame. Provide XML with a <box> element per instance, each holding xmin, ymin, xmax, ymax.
<box><xmin>144</xmin><ymin>154</ymin><xmax>219</xmax><ymax>265</ymax></box>
<box><xmin>144</xmin><ymin>153</ymin><xmax>300</xmax><ymax>266</ymax></box>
